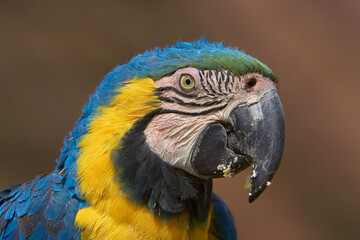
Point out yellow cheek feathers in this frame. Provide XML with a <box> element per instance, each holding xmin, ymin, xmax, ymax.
<box><xmin>76</xmin><ymin>78</ymin><xmax>160</xmax><ymax>203</ymax></box>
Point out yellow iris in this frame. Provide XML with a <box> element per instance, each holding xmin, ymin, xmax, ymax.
<box><xmin>179</xmin><ymin>74</ymin><xmax>195</xmax><ymax>91</ymax></box>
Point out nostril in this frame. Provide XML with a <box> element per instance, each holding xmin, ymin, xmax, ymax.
<box><xmin>245</xmin><ymin>78</ymin><xmax>257</xmax><ymax>90</ymax></box>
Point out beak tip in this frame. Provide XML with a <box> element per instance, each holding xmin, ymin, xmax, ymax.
<box><xmin>248</xmin><ymin>173</ymin><xmax>275</xmax><ymax>203</ymax></box>
<box><xmin>248</xmin><ymin>184</ymin><xmax>267</xmax><ymax>203</ymax></box>
<box><xmin>248</xmin><ymin>188</ymin><xmax>262</xmax><ymax>203</ymax></box>
<box><xmin>248</xmin><ymin>194</ymin><xmax>255</xmax><ymax>203</ymax></box>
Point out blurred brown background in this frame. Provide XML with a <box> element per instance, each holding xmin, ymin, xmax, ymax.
<box><xmin>0</xmin><ymin>1</ymin><xmax>359</xmax><ymax>239</ymax></box>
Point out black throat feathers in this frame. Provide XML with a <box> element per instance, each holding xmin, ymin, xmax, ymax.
<box><xmin>112</xmin><ymin>109</ymin><xmax>212</xmax><ymax>222</ymax></box>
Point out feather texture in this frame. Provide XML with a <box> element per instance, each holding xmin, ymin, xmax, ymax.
<box><xmin>0</xmin><ymin>173</ymin><xmax>83</xmax><ymax>239</ymax></box>
<box><xmin>210</xmin><ymin>194</ymin><xmax>237</xmax><ymax>240</ymax></box>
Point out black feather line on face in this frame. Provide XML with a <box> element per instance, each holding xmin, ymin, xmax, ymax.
<box><xmin>205</xmin><ymin>71</ymin><xmax>216</xmax><ymax>94</ymax></box>
<box><xmin>159</xmin><ymin>96</ymin><xmax>224</xmax><ymax>107</ymax></box>
<box><xmin>158</xmin><ymin>104</ymin><xmax>227</xmax><ymax>116</ymax></box>
<box><xmin>112</xmin><ymin>109</ymin><xmax>212</xmax><ymax>221</ymax></box>
<box><xmin>225</xmin><ymin>71</ymin><xmax>231</xmax><ymax>91</ymax></box>
<box><xmin>156</xmin><ymin>87</ymin><xmax>198</xmax><ymax>98</ymax></box>
<box><xmin>199</xmin><ymin>70</ymin><xmax>210</xmax><ymax>95</ymax></box>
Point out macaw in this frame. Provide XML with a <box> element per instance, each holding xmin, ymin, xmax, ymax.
<box><xmin>0</xmin><ymin>39</ymin><xmax>285</xmax><ymax>240</ymax></box>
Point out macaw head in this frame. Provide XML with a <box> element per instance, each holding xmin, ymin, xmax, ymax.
<box><xmin>62</xmin><ymin>39</ymin><xmax>285</xmax><ymax>217</ymax></box>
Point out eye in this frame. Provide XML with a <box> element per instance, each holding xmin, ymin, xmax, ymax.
<box><xmin>179</xmin><ymin>74</ymin><xmax>195</xmax><ymax>91</ymax></box>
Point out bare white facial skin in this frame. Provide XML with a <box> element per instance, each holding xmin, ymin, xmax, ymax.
<box><xmin>144</xmin><ymin>67</ymin><xmax>276</xmax><ymax>177</ymax></box>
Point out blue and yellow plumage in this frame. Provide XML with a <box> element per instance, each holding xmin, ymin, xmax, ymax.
<box><xmin>0</xmin><ymin>39</ymin><xmax>285</xmax><ymax>239</ymax></box>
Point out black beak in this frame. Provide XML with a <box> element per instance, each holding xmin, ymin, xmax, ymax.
<box><xmin>191</xmin><ymin>89</ymin><xmax>285</xmax><ymax>202</ymax></box>
<box><xmin>229</xmin><ymin>89</ymin><xmax>285</xmax><ymax>202</ymax></box>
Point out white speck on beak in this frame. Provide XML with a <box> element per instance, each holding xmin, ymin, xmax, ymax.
<box><xmin>251</xmin><ymin>170</ymin><xmax>257</xmax><ymax>178</ymax></box>
<box><xmin>217</xmin><ymin>164</ymin><xmax>226</xmax><ymax>170</ymax></box>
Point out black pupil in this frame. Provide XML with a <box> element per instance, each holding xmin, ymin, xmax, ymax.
<box><xmin>185</xmin><ymin>78</ymin><xmax>191</xmax><ymax>85</ymax></box>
